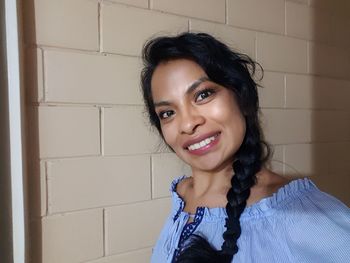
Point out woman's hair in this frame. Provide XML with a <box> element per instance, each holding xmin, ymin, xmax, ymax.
<box><xmin>141</xmin><ymin>32</ymin><xmax>271</xmax><ymax>262</ymax></box>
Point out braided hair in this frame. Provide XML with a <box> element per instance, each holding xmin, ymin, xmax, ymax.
<box><xmin>141</xmin><ymin>32</ymin><xmax>270</xmax><ymax>262</ymax></box>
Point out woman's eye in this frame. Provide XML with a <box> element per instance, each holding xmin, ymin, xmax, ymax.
<box><xmin>159</xmin><ymin>110</ymin><xmax>174</xmax><ymax>120</ymax></box>
<box><xmin>195</xmin><ymin>89</ymin><xmax>214</xmax><ymax>102</ymax></box>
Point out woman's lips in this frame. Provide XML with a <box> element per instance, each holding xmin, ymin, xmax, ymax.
<box><xmin>184</xmin><ymin>132</ymin><xmax>221</xmax><ymax>155</ymax></box>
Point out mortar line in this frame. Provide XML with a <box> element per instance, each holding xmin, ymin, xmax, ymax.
<box><xmin>98</xmin><ymin>1</ymin><xmax>103</xmax><ymax>52</ymax></box>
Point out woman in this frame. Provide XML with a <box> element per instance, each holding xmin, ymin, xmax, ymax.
<box><xmin>140</xmin><ymin>32</ymin><xmax>350</xmax><ymax>263</ymax></box>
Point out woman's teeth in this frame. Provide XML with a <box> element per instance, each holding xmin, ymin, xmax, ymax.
<box><xmin>188</xmin><ymin>135</ymin><xmax>216</xmax><ymax>151</ymax></box>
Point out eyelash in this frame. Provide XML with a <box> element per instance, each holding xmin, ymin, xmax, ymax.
<box><xmin>158</xmin><ymin>110</ymin><xmax>174</xmax><ymax>120</ymax></box>
<box><xmin>195</xmin><ymin>88</ymin><xmax>215</xmax><ymax>102</ymax></box>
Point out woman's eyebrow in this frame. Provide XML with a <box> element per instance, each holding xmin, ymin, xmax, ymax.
<box><xmin>185</xmin><ymin>76</ymin><xmax>210</xmax><ymax>96</ymax></box>
<box><xmin>154</xmin><ymin>101</ymin><xmax>171</xmax><ymax>108</ymax></box>
<box><xmin>154</xmin><ymin>76</ymin><xmax>210</xmax><ymax>108</ymax></box>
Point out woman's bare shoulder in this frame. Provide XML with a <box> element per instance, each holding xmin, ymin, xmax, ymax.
<box><xmin>248</xmin><ymin>168</ymin><xmax>294</xmax><ymax>206</ymax></box>
<box><xmin>176</xmin><ymin>177</ymin><xmax>192</xmax><ymax>199</ymax></box>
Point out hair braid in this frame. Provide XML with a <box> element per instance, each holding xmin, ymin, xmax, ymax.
<box><xmin>176</xmin><ymin>127</ymin><xmax>264</xmax><ymax>263</ymax></box>
<box><xmin>221</xmin><ymin>126</ymin><xmax>262</xmax><ymax>256</ymax></box>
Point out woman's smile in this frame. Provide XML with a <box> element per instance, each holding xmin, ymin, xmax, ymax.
<box><xmin>151</xmin><ymin>59</ymin><xmax>246</xmax><ymax>173</ymax></box>
<box><xmin>183</xmin><ymin>132</ymin><xmax>221</xmax><ymax>155</ymax></box>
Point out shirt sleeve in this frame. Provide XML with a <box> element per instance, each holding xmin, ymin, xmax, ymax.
<box><xmin>283</xmin><ymin>188</ymin><xmax>350</xmax><ymax>263</ymax></box>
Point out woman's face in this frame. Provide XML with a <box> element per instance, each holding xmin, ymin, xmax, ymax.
<box><xmin>151</xmin><ymin>59</ymin><xmax>246</xmax><ymax>173</ymax></box>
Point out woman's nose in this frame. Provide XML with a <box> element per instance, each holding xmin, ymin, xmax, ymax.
<box><xmin>179</xmin><ymin>108</ymin><xmax>205</xmax><ymax>134</ymax></box>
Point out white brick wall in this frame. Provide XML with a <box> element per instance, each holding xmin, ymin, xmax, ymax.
<box><xmin>101</xmin><ymin>3</ymin><xmax>188</xmax><ymax>55</ymax></box>
<box><xmin>23</xmin><ymin>0</ymin><xmax>350</xmax><ymax>262</ymax></box>
<box><xmin>258</xmin><ymin>71</ymin><xmax>285</xmax><ymax>108</ymax></box>
<box><xmin>47</xmin><ymin>156</ymin><xmax>151</xmax><ymax>213</ymax></box>
<box><xmin>87</xmin><ymin>248</ymin><xmax>152</xmax><ymax>263</ymax></box>
<box><xmin>262</xmin><ymin>109</ymin><xmax>313</xmax><ymax>144</ymax></box>
<box><xmin>45</xmin><ymin>50</ymin><xmax>143</xmax><ymax>105</ymax></box>
<box><xmin>38</xmin><ymin>106</ymin><xmax>100</xmax><ymax>158</ymax></box>
<box><xmin>42</xmin><ymin>209</ymin><xmax>104</xmax><ymax>263</ymax></box>
<box><xmin>285</xmin><ymin>1</ymin><xmax>332</xmax><ymax>43</ymax></box>
<box><xmin>189</xmin><ymin>20</ymin><xmax>256</xmax><ymax>58</ymax></box>
<box><xmin>151</xmin><ymin>153</ymin><xmax>191</xmax><ymax>198</ymax></box>
<box><xmin>33</xmin><ymin>0</ymin><xmax>99</xmax><ymax>50</ymax></box>
<box><xmin>227</xmin><ymin>0</ymin><xmax>285</xmax><ymax>34</ymax></box>
<box><xmin>103</xmin><ymin>106</ymin><xmax>160</xmax><ymax>155</ymax></box>
<box><xmin>105</xmin><ymin>198</ymin><xmax>171</xmax><ymax>255</ymax></box>
<box><xmin>152</xmin><ymin>0</ymin><xmax>226</xmax><ymax>23</ymax></box>
<box><xmin>256</xmin><ymin>33</ymin><xmax>308</xmax><ymax>73</ymax></box>
<box><xmin>308</xmin><ymin>42</ymin><xmax>350</xmax><ymax>79</ymax></box>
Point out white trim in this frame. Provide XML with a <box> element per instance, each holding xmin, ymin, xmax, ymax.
<box><xmin>5</xmin><ymin>0</ymin><xmax>25</xmax><ymax>262</ymax></box>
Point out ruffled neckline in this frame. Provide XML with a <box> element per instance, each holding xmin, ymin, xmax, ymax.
<box><xmin>170</xmin><ymin>175</ymin><xmax>317</xmax><ymax>221</ymax></box>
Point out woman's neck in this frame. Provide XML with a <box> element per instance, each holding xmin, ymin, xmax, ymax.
<box><xmin>189</xmin><ymin>166</ymin><xmax>234</xmax><ymax>199</ymax></box>
<box><xmin>182</xmin><ymin>167</ymin><xmax>292</xmax><ymax>209</ymax></box>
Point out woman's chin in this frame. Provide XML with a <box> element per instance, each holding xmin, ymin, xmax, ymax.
<box><xmin>190</xmin><ymin>159</ymin><xmax>232</xmax><ymax>174</ymax></box>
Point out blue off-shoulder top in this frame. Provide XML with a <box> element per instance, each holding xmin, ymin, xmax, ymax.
<box><xmin>151</xmin><ymin>176</ymin><xmax>350</xmax><ymax>263</ymax></box>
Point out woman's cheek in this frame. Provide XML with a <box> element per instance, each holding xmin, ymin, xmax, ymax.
<box><xmin>161</xmin><ymin>125</ymin><xmax>176</xmax><ymax>147</ymax></box>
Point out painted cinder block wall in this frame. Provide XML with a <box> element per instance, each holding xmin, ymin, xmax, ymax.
<box><xmin>21</xmin><ymin>0</ymin><xmax>350</xmax><ymax>262</ymax></box>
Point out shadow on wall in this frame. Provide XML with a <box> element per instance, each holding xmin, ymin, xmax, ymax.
<box><xmin>21</xmin><ymin>0</ymin><xmax>42</xmax><ymax>262</ymax></box>
<box><xmin>309</xmin><ymin>0</ymin><xmax>350</xmax><ymax>204</ymax></box>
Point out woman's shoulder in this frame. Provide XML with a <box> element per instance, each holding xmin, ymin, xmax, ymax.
<box><xmin>239</xmin><ymin>178</ymin><xmax>350</xmax><ymax>263</ymax></box>
<box><xmin>170</xmin><ymin>175</ymin><xmax>190</xmax><ymax>196</ymax></box>
<box><xmin>272</xmin><ymin>178</ymin><xmax>350</xmax><ymax>262</ymax></box>
<box><xmin>175</xmin><ymin>176</ymin><xmax>191</xmax><ymax>198</ymax></box>
<box><xmin>243</xmin><ymin>170</ymin><xmax>350</xmax><ymax>221</ymax></box>
<box><xmin>247</xmin><ymin>169</ymin><xmax>292</xmax><ymax>206</ymax></box>
<box><xmin>169</xmin><ymin>175</ymin><xmax>190</xmax><ymax>212</ymax></box>
<box><xmin>169</xmin><ymin>172</ymin><xmax>350</xmax><ymax>222</ymax></box>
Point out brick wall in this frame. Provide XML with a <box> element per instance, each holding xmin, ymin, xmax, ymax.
<box><xmin>22</xmin><ymin>0</ymin><xmax>350</xmax><ymax>262</ymax></box>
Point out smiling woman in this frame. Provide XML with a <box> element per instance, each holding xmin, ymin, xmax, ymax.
<box><xmin>141</xmin><ymin>33</ymin><xmax>350</xmax><ymax>263</ymax></box>
<box><xmin>151</xmin><ymin>59</ymin><xmax>246</xmax><ymax>172</ymax></box>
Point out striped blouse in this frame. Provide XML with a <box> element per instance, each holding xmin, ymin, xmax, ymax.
<box><xmin>151</xmin><ymin>176</ymin><xmax>350</xmax><ymax>263</ymax></box>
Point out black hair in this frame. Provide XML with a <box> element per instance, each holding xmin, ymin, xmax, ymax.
<box><xmin>141</xmin><ymin>32</ymin><xmax>270</xmax><ymax>262</ymax></box>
